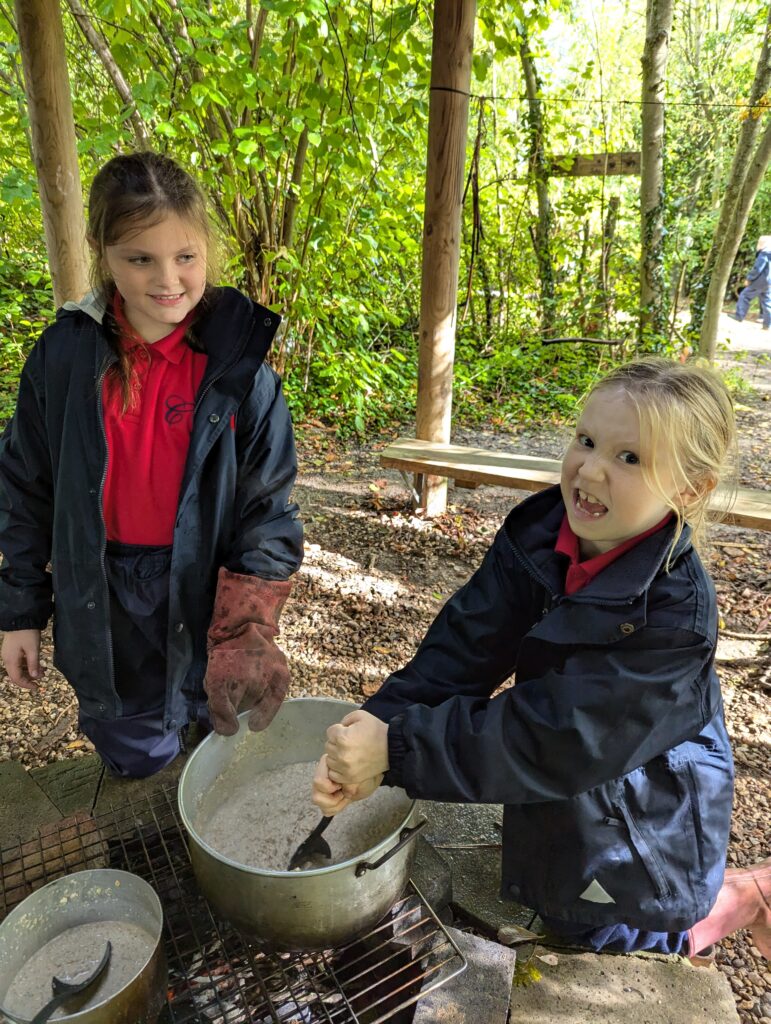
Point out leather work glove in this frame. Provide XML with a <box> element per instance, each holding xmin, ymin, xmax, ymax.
<box><xmin>204</xmin><ymin>567</ymin><xmax>292</xmax><ymax>736</ymax></box>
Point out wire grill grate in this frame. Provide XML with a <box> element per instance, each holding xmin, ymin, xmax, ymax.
<box><xmin>0</xmin><ymin>786</ymin><xmax>465</xmax><ymax>1023</ymax></box>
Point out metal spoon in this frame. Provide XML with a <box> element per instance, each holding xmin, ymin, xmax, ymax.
<box><xmin>31</xmin><ymin>941</ymin><xmax>112</xmax><ymax>1024</ymax></box>
<box><xmin>287</xmin><ymin>816</ymin><xmax>333</xmax><ymax>871</ymax></box>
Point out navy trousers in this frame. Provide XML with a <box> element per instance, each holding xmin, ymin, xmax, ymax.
<box><xmin>541</xmin><ymin>915</ymin><xmax>689</xmax><ymax>954</ymax></box>
<box><xmin>736</xmin><ymin>280</ymin><xmax>771</xmax><ymax>328</ymax></box>
<box><xmin>77</xmin><ymin>542</ymin><xmax>209</xmax><ymax>779</ymax></box>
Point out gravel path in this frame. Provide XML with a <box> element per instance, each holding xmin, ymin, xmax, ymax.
<box><xmin>0</xmin><ymin>323</ymin><xmax>768</xmax><ymax>1019</ymax></box>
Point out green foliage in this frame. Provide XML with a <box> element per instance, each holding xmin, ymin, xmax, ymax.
<box><xmin>0</xmin><ymin>253</ymin><xmax>52</xmax><ymax>424</ymax></box>
<box><xmin>0</xmin><ymin>2</ymin><xmax>766</xmax><ymax>435</ymax></box>
<box><xmin>284</xmin><ymin>326</ymin><xmax>417</xmax><ymax>436</ymax></box>
<box><xmin>453</xmin><ymin>326</ymin><xmax>613</xmax><ymax>428</ymax></box>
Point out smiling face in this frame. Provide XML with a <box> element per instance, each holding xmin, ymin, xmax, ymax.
<box><xmin>560</xmin><ymin>386</ymin><xmax>690</xmax><ymax>558</ymax></box>
<box><xmin>102</xmin><ymin>213</ymin><xmax>207</xmax><ymax>343</ymax></box>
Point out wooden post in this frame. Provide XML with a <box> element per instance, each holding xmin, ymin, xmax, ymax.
<box><xmin>415</xmin><ymin>0</ymin><xmax>476</xmax><ymax>516</ymax></box>
<box><xmin>16</xmin><ymin>0</ymin><xmax>89</xmax><ymax>307</ymax></box>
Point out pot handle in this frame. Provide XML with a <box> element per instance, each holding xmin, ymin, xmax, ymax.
<box><xmin>354</xmin><ymin>818</ymin><xmax>427</xmax><ymax>877</ymax></box>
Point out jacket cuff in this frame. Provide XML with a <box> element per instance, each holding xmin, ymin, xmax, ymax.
<box><xmin>383</xmin><ymin>714</ymin><xmax>408</xmax><ymax>788</ymax></box>
<box><xmin>0</xmin><ymin>614</ymin><xmax>48</xmax><ymax>631</ymax></box>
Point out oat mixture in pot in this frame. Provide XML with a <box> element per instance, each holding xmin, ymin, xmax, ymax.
<box><xmin>3</xmin><ymin>919</ymin><xmax>156</xmax><ymax>1019</ymax></box>
<box><xmin>195</xmin><ymin>760</ymin><xmax>407</xmax><ymax>870</ymax></box>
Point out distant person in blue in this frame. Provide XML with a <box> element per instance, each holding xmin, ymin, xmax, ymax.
<box><xmin>734</xmin><ymin>235</ymin><xmax>771</xmax><ymax>330</ymax></box>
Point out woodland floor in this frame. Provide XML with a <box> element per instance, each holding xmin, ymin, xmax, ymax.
<box><xmin>0</xmin><ymin>311</ymin><xmax>769</xmax><ymax>1021</ymax></box>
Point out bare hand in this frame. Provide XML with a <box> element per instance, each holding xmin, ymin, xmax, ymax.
<box><xmin>1</xmin><ymin>629</ymin><xmax>42</xmax><ymax>691</ymax></box>
<box><xmin>325</xmin><ymin>710</ymin><xmax>389</xmax><ymax>786</ymax></box>
<box><xmin>312</xmin><ymin>755</ymin><xmax>350</xmax><ymax>815</ymax></box>
<box><xmin>312</xmin><ymin>755</ymin><xmax>383</xmax><ymax>815</ymax></box>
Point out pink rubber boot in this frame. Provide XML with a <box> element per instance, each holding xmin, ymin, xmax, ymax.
<box><xmin>688</xmin><ymin>858</ymin><xmax>771</xmax><ymax>960</ymax></box>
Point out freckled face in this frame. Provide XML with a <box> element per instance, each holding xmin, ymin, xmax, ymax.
<box><xmin>102</xmin><ymin>213</ymin><xmax>207</xmax><ymax>343</ymax></box>
<box><xmin>560</xmin><ymin>387</ymin><xmax>685</xmax><ymax>558</ymax></box>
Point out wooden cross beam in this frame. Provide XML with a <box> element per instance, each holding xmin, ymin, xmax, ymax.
<box><xmin>549</xmin><ymin>151</ymin><xmax>641</xmax><ymax>176</ymax></box>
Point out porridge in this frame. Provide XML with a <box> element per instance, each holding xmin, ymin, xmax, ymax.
<box><xmin>195</xmin><ymin>760</ymin><xmax>408</xmax><ymax>870</ymax></box>
<box><xmin>3</xmin><ymin>918</ymin><xmax>156</xmax><ymax>1019</ymax></box>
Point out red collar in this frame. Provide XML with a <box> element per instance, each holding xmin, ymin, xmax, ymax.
<box><xmin>113</xmin><ymin>291</ymin><xmax>196</xmax><ymax>364</ymax></box>
<box><xmin>555</xmin><ymin>513</ymin><xmax>671</xmax><ymax>595</ymax></box>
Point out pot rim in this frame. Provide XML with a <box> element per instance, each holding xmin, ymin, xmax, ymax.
<box><xmin>178</xmin><ymin>697</ymin><xmax>417</xmax><ymax>877</ymax></box>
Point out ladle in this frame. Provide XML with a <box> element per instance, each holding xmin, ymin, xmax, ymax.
<box><xmin>287</xmin><ymin>816</ymin><xmax>333</xmax><ymax>871</ymax></box>
<box><xmin>30</xmin><ymin>941</ymin><xmax>112</xmax><ymax>1024</ymax></box>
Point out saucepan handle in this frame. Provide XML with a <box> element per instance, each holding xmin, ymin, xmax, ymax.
<box><xmin>354</xmin><ymin>818</ymin><xmax>427</xmax><ymax>877</ymax></box>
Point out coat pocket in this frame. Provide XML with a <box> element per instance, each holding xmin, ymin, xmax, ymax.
<box><xmin>610</xmin><ymin>800</ymin><xmax>672</xmax><ymax>902</ymax></box>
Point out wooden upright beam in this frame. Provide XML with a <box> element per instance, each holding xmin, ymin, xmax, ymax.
<box><xmin>16</xmin><ymin>0</ymin><xmax>89</xmax><ymax>307</ymax></box>
<box><xmin>415</xmin><ymin>0</ymin><xmax>476</xmax><ymax>516</ymax></box>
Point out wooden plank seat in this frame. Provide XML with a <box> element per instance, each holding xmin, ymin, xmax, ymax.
<box><xmin>380</xmin><ymin>437</ymin><xmax>771</xmax><ymax>532</ymax></box>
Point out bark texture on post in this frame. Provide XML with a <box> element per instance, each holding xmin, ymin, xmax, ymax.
<box><xmin>416</xmin><ymin>0</ymin><xmax>476</xmax><ymax>516</ymax></box>
<box><xmin>639</xmin><ymin>0</ymin><xmax>674</xmax><ymax>343</ymax></box>
<box><xmin>16</xmin><ymin>0</ymin><xmax>89</xmax><ymax>308</ymax></box>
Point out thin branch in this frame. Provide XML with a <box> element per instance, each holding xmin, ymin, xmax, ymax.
<box><xmin>64</xmin><ymin>0</ymin><xmax>150</xmax><ymax>148</ymax></box>
<box><xmin>323</xmin><ymin>0</ymin><xmax>360</xmax><ymax>141</ymax></box>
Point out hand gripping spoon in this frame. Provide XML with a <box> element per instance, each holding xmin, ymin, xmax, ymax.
<box><xmin>31</xmin><ymin>941</ymin><xmax>112</xmax><ymax>1024</ymax></box>
<box><xmin>287</xmin><ymin>816</ymin><xmax>333</xmax><ymax>871</ymax></box>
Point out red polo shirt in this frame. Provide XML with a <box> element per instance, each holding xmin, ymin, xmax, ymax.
<box><xmin>102</xmin><ymin>293</ymin><xmax>208</xmax><ymax>545</ymax></box>
<box><xmin>555</xmin><ymin>513</ymin><xmax>671</xmax><ymax>595</ymax></box>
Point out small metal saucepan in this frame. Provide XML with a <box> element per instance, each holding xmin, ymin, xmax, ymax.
<box><xmin>0</xmin><ymin>869</ymin><xmax>167</xmax><ymax>1024</ymax></box>
<box><xmin>178</xmin><ymin>697</ymin><xmax>425</xmax><ymax>951</ymax></box>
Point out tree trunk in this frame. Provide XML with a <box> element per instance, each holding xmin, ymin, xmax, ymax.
<box><xmin>599</xmin><ymin>195</ymin><xmax>620</xmax><ymax>332</ymax></box>
<box><xmin>15</xmin><ymin>0</ymin><xmax>89</xmax><ymax>307</ymax></box>
<box><xmin>281</xmin><ymin>69</ymin><xmax>324</xmax><ymax>250</ymax></box>
<box><xmin>692</xmin><ymin>5</ymin><xmax>771</xmax><ymax>351</ymax></box>
<box><xmin>639</xmin><ymin>0</ymin><xmax>674</xmax><ymax>344</ymax></box>
<box><xmin>699</xmin><ymin>116</ymin><xmax>771</xmax><ymax>358</ymax></box>
<box><xmin>415</xmin><ymin>0</ymin><xmax>476</xmax><ymax>516</ymax></box>
<box><xmin>519</xmin><ymin>32</ymin><xmax>554</xmax><ymax>335</ymax></box>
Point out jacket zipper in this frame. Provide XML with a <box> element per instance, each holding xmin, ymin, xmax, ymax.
<box><xmin>96</xmin><ymin>362</ymin><xmax>116</xmax><ymax>702</ymax></box>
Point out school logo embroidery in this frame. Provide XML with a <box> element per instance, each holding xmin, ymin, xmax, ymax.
<box><xmin>165</xmin><ymin>395</ymin><xmax>195</xmax><ymax>426</ymax></box>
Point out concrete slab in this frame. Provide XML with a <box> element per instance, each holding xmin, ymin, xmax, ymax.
<box><xmin>419</xmin><ymin>799</ymin><xmax>503</xmax><ymax>846</ymax></box>
<box><xmin>507</xmin><ymin>950</ymin><xmax>741</xmax><ymax>1024</ymax></box>
<box><xmin>29</xmin><ymin>754</ymin><xmax>104</xmax><ymax>817</ymax></box>
<box><xmin>411</xmin><ymin>835</ymin><xmax>453</xmax><ymax>912</ymax></box>
<box><xmin>413</xmin><ymin>925</ymin><xmax>517</xmax><ymax>1023</ymax></box>
<box><xmin>91</xmin><ymin>723</ymin><xmax>212</xmax><ymax>817</ymax></box>
<box><xmin>0</xmin><ymin>761</ymin><xmax>61</xmax><ymax>846</ymax></box>
<box><xmin>416</xmin><ymin>800</ymin><xmax>536</xmax><ymax>939</ymax></box>
<box><xmin>93</xmin><ymin>750</ymin><xmax>189</xmax><ymax>817</ymax></box>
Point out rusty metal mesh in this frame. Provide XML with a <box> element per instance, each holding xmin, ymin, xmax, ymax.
<box><xmin>0</xmin><ymin>786</ymin><xmax>465</xmax><ymax>1023</ymax></box>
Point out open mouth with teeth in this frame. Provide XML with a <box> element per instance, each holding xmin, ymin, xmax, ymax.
<box><xmin>574</xmin><ymin>488</ymin><xmax>608</xmax><ymax>518</ymax></box>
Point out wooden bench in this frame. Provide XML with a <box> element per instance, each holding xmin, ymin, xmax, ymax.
<box><xmin>380</xmin><ymin>437</ymin><xmax>771</xmax><ymax>532</ymax></box>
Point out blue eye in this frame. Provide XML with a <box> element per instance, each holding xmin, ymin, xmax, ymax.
<box><xmin>128</xmin><ymin>256</ymin><xmax>151</xmax><ymax>265</ymax></box>
<box><xmin>577</xmin><ymin>433</ymin><xmax>593</xmax><ymax>448</ymax></box>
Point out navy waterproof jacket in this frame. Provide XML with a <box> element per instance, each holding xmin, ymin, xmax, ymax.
<box><xmin>747</xmin><ymin>249</ymin><xmax>771</xmax><ymax>287</ymax></box>
<box><xmin>0</xmin><ymin>287</ymin><xmax>303</xmax><ymax>731</ymax></box>
<box><xmin>364</xmin><ymin>487</ymin><xmax>733</xmax><ymax>931</ymax></box>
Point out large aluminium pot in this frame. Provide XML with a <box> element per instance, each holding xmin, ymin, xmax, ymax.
<box><xmin>178</xmin><ymin>697</ymin><xmax>423</xmax><ymax>951</ymax></box>
<box><xmin>0</xmin><ymin>869</ymin><xmax>167</xmax><ymax>1024</ymax></box>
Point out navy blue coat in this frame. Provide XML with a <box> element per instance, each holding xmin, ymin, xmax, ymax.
<box><xmin>747</xmin><ymin>249</ymin><xmax>771</xmax><ymax>287</ymax></box>
<box><xmin>0</xmin><ymin>287</ymin><xmax>303</xmax><ymax>731</ymax></box>
<box><xmin>364</xmin><ymin>487</ymin><xmax>733</xmax><ymax>931</ymax></box>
